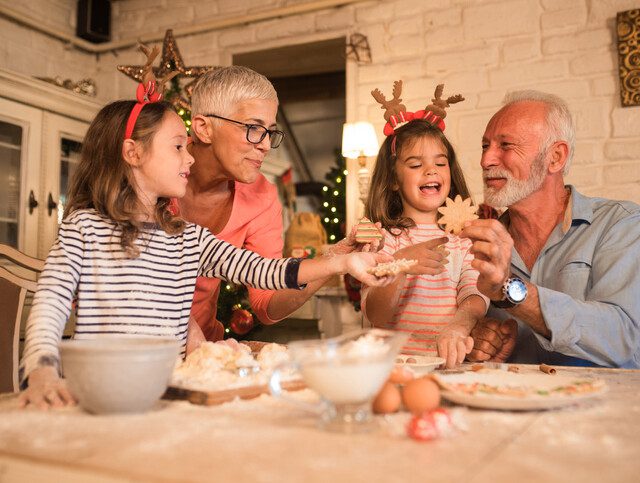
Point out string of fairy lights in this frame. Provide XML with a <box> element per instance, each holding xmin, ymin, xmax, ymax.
<box><xmin>320</xmin><ymin>151</ymin><xmax>348</xmax><ymax>243</ymax></box>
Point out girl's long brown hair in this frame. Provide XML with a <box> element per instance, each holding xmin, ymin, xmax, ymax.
<box><xmin>64</xmin><ymin>100</ymin><xmax>186</xmax><ymax>257</ymax></box>
<box><xmin>365</xmin><ymin>120</ymin><xmax>471</xmax><ymax>235</ymax></box>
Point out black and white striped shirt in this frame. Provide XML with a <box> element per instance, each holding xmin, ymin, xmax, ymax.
<box><xmin>20</xmin><ymin>209</ymin><xmax>301</xmax><ymax>383</ymax></box>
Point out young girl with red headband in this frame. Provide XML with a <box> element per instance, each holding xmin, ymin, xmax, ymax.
<box><xmin>362</xmin><ymin>82</ymin><xmax>488</xmax><ymax>368</ymax></box>
<box><xmin>18</xmin><ymin>86</ymin><xmax>394</xmax><ymax>409</ymax></box>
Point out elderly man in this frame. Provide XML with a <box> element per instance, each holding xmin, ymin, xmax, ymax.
<box><xmin>462</xmin><ymin>91</ymin><xmax>640</xmax><ymax>368</ymax></box>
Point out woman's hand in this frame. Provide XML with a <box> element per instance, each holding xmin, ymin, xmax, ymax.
<box><xmin>394</xmin><ymin>236</ymin><xmax>449</xmax><ymax>276</ymax></box>
<box><xmin>342</xmin><ymin>252</ymin><xmax>396</xmax><ymax>287</ymax></box>
<box><xmin>18</xmin><ymin>366</ymin><xmax>76</xmax><ymax>410</ymax></box>
<box><xmin>186</xmin><ymin>317</ymin><xmax>206</xmax><ymax>355</ymax></box>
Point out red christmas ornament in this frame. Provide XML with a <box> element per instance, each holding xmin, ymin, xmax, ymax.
<box><xmin>229</xmin><ymin>308</ymin><xmax>254</xmax><ymax>335</ymax></box>
<box><xmin>406</xmin><ymin>408</ymin><xmax>453</xmax><ymax>442</ymax></box>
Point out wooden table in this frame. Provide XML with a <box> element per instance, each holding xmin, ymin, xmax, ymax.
<box><xmin>0</xmin><ymin>366</ymin><xmax>638</xmax><ymax>483</ymax></box>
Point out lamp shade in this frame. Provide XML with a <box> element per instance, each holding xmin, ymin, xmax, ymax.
<box><xmin>341</xmin><ymin>122</ymin><xmax>379</xmax><ymax>159</ymax></box>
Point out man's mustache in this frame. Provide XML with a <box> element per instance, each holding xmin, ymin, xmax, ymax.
<box><xmin>483</xmin><ymin>169</ymin><xmax>512</xmax><ymax>181</ymax></box>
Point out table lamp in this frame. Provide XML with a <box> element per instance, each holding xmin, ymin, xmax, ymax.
<box><xmin>341</xmin><ymin>122</ymin><xmax>379</xmax><ymax>217</ymax></box>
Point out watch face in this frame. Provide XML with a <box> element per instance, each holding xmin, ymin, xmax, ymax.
<box><xmin>507</xmin><ymin>278</ymin><xmax>527</xmax><ymax>303</ymax></box>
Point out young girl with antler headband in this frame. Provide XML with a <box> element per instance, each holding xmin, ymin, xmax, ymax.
<box><xmin>18</xmin><ymin>58</ymin><xmax>396</xmax><ymax>409</ymax></box>
<box><xmin>362</xmin><ymin>81</ymin><xmax>489</xmax><ymax>368</ymax></box>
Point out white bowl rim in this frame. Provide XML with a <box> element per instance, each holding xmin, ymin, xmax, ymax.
<box><xmin>59</xmin><ymin>337</ymin><xmax>180</xmax><ymax>353</ymax></box>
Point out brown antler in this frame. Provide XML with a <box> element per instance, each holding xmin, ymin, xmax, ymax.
<box><xmin>433</xmin><ymin>84</ymin><xmax>444</xmax><ymax>103</ymax></box>
<box><xmin>371</xmin><ymin>88</ymin><xmax>387</xmax><ymax>106</ymax></box>
<box><xmin>371</xmin><ymin>81</ymin><xmax>407</xmax><ymax>122</ymax></box>
<box><xmin>138</xmin><ymin>42</ymin><xmax>179</xmax><ymax>97</ymax></box>
<box><xmin>446</xmin><ymin>94</ymin><xmax>465</xmax><ymax>106</ymax></box>
<box><xmin>392</xmin><ymin>80</ymin><xmax>403</xmax><ymax>102</ymax></box>
<box><xmin>425</xmin><ymin>83</ymin><xmax>464</xmax><ymax>119</ymax></box>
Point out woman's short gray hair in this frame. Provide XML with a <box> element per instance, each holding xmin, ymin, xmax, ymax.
<box><xmin>191</xmin><ymin>65</ymin><xmax>278</xmax><ymax>118</ymax></box>
<box><xmin>503</xmin><ymin>90</ymin><xmax>575</xmax><ymax>174</ymax></box>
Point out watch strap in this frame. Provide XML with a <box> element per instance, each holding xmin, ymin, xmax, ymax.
<box><xmin>491</xmin><ymin>298</ymin><xmax>517</xmax><ymax>309</ymax></box>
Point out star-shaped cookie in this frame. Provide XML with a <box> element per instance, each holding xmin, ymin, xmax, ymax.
<box><xmin>437</xmin><ymin>195</ymin><xmax>478</xmax><ymax>235</ymax></box>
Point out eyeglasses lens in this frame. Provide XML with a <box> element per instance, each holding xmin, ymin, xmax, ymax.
<box><xmin>246</xmin><ymin>125</ymin><xmax>284</xmax><ymax>148</ymax></box>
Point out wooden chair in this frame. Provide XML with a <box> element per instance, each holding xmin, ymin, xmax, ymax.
<box><xmin>0</xmin><ymin>244</ymin><xmax>44</xmax><ymax>393</ymax></box>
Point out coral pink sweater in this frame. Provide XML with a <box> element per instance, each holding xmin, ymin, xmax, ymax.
<box><xmin>177</xmin><ymin>174</ymin><xmax>284</xmax><ymax>341</ymax></box>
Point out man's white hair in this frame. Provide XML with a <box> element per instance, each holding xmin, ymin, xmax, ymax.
<box><xmin>191</xmin><ymin>65</ymin><xmax>278</xmax><ymax>118</ymax></box>
<box><xmin>502</xmin><ymin>90</ymin><xmax>575</xmax><ymax>175</ymax></box>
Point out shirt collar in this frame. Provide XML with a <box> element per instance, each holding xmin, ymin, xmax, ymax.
<box><xmin>498</xmin><ymin>184</ymin><xmax>592</xmax><ymax>233</ymax></box>
<box><xmin>565</xmin><ymin>184</ymin><xmax>593</xmax><ymax>229</ymax></box>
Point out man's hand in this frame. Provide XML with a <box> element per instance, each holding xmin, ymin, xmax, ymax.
<box><xmin>18</xmin><ymin>366</ymin><xmax>76</xmax><ymax>410</ymax></box>
<box><xmin>460</xmin><ymin>219</ymin><xmax>513</xmax><ymax>300</ymax></box>
<box><xmin>467</xmin><ymin>317</ymin><xmax>518</xmax><ymax>362</ymax></box>
<box><xmin>394</xmin><ymin>236</ymin><xmax>449</xmax><ymax>276</ymax></box>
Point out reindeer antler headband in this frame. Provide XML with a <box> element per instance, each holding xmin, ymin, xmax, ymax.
<box><xmin>124</xmin><ymin>43</ymin><xmax>179</xmax><ymax>140</ymax></box>
<box><xmin>371</xmin><ymin>81</ymin><xmax>464</xmax><ymax>154</ymax></box>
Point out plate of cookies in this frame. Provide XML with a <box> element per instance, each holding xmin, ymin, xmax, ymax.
<box><xmin>396</xmin><ymin>354</ymin><xmax>445</xmax><ymax>374</ymax></box>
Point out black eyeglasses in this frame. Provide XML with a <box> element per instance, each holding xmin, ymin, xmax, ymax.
<box><xmin>204</xmin><ymin>114</ymin><xmax>285</xmax><ymax>148</ymax></box>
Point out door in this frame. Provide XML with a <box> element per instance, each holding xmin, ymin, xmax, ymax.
<box><xmin>39</xmin><ymin>113</ymin><xmax>88</xmax><ymax>257</ymax></box>
<box><xmin>0</xmin><ymin>98</ymin><xmax>42</xmax><ymax>257</ymax></box>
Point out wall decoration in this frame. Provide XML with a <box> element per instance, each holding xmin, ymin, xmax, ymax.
<box><xmin>118</xmin><ymin>29</ymin><xmax>215</xmax><ymax>111</ymax></box>
<box><xmin>35</xmin><ymin>76</ymin><xmax>96</xmax><ymax>96</ymax></box>
<box><xmin>617</xmin><ymin>9</ymin><xmax>640</xmax><ymax>107</ymax></box>
<box><xmin>345</xmin><ymin>33</ymin><xmax>371</xmax><ymax>64</ymax></box>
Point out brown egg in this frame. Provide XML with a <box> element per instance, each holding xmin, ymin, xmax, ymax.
<box><xmin>372</xmin><ymin>382</ymin><xmax>402</xmax><ymax>414</ymax></box>
<box><xmin>401</xmin><ymin>376</ymin><xmax>441</xmax><ymax>414</ymax></box>
<box><xmin>388</xmin><ymin>366</ymin><xmax>414</xmax><ymax>385</ymax></box>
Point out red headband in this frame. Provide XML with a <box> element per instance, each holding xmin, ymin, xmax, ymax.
<box><xmin>124</xmin><ymin>81</ymin><xmax>163</xmax><ymax>140</ymax></box>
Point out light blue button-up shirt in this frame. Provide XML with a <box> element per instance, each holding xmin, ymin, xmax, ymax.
<box><xmin>488</xmin><ymin>185</ymin><xmax>640</xmax><ymax>368</ymax></box>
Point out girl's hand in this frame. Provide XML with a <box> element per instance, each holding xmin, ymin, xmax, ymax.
<box><xmin>18</xmin><ymin>366</ymin><xmax>76</xmax><ymax>410</ymax></box>
<box><xmin>395</xmin><ymin>236</ymin><xmax>449</xmax><ymax>276</ymax></box>
<box><xmin>437</xmin><ymin>326</ymin><xmax>474</xmax><ymax>368</ymax></box>
<box><xmin>343</xmin><ymin>252</ymin><xmax>396</xmax><ymax>287</ymax></box>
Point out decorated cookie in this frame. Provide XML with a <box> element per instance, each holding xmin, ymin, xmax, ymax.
<box><xmin>367</xmin><ymin>258</ymin><xmax>418</xmax><ymax>277</ymax></box>
<box><xmin>437</xmin><ymin>195</ymin><xmax>478</xmax><ymax>235</ymax></box>
<box><xmin>355</xmin><ymin>217</ymin><xmax>384</xmax><ymax>244</ymax></box>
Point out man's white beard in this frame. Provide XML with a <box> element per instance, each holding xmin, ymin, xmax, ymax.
<box><xmin>483</xmin><ymin>151</ymin><xmax>548</xmax><ymax>208</ymax></box>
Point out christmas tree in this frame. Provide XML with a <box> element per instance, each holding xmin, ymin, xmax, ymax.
<box><xmin>320</xmin><ymin>150</ymin><xmax>347</xmax><ymax>243</ymax></box>
<box><xmin>165</xmin><ymin>76</ymin><xmax>192</xmax><ymax>132</ymax></box>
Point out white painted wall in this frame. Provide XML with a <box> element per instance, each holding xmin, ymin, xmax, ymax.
<box><xmin>3</xmin><ymin>0</ymin><xmax>639</xmax><ymax>230</ymax></box>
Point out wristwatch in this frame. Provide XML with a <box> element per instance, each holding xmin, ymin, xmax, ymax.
<box><xmin>491</xmin><ymin>276</ymin><xmax>528</xmax><ymax>309</ymax></box>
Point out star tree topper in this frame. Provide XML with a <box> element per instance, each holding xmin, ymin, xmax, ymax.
<box><xmin>117</xmin><ymin>29</ymin><xmax>215</xmax><ymax>110</ymax></box>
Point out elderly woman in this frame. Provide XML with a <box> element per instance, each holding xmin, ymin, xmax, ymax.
<box><xmin>181</xmin><ymin>66</ymin><xmax>366</xmax><ymax>344</ymax></box>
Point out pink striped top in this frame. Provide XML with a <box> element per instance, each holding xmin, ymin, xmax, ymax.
<box><xmin>363</xmin><ymin>224</ymin><xmax>488</xmax><ymax>355</ymax></box>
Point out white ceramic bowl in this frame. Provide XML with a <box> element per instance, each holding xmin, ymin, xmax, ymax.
<box><xmin>59</xmin><ymin>337</ymin><xmax>181</xmax><ymax>414</ymax></box>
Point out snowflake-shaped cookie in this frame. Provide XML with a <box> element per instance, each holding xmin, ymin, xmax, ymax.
<box><xmin>437</xmin><ymin>195</ymin><xmax>478</xmax><ymax>235</ymax></box>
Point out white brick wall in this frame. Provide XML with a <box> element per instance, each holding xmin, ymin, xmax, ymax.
<box><xmin>2</xmin><ymin>0</ymin><xmax>638</xmax><ymax>216</ymax></box>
